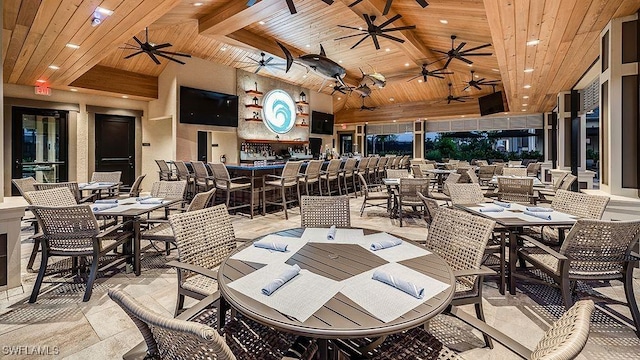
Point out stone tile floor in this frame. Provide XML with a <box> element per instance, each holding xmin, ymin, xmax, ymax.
<box><xmin>0</xmin><ymin>197</ymin><xmax>639</xmax><ymax>359</ymax></box>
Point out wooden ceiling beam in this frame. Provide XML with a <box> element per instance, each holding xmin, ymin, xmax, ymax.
<box><xmin>199</xmin><ymin>0</ymin><xmax>290</xmax><ymax>36</ymax></box>
<box><xmin>69</xmin><ymin>65</ymin><xmax>158</xmax><ymax>99</ymax></box>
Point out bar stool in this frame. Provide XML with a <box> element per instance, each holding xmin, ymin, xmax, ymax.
<box><xmin>263</xmin><ymin>161</ymin><xmax>303</xmax><ymax>220</ymax></box>
<box><xmin>174</xmin><ymin>161</ymin><xmax>195</xmax><ymax>198</ymax></box>
<box><xmin>299</xmin><ymin>160</ymin><xmax>323</xmax><ymax>195</ymax></box>
<box><xmin>209</xmin><ymin>163</ymin><xmax>254</xmax><ymax>218</ymax></box>
<box><xmin>375</xmin><ymin>157</ymin><xmax>389</xmax><ymax>183</ymax></box>
<box><xmin>366</xmin><ymin>157</ymin><xmax>379</xmax><ymax>184</ymax></box>
<box><xmin>321</xmin><ymin>159</ymin><xmax>342</xmax><ymax>196</ymax></box>
<box><xmin>191</xmin><ymin>161</ymin><xmax>214</xmax><ymax>193</ymax></box>
<box><xmin>338</xmin><ymin>158</ymin><xmax>358</xmax><ymax>196</ymax></box>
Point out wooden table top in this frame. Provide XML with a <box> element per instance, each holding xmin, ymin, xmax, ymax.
<box><xmin>92</xmin><ymin>198</ymin><xmax>180</xmax><ymax>217</ymax></box>
<box><xmin>218</xmin><ymin>227</ymin><xmax>455</xmax><ymax>339</ymax></box>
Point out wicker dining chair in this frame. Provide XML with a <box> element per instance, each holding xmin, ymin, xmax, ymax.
<box><xmin>367</xmin><ymin>157</ymin><xmax>380</xmax><ymax>182</ymax></box>
<box><xmin>125</xmin><ymin>174</ymin><xmax>146</xmax><ymax>198</ymax></box>
<box><xmin>91</xmin><ymin>171</ymin><xmax>122</xmax><ymax>198</ymax></box>
<box><xmin>33</xmin><ymin>181</ymin><xmax>95</xmax><ymax>203</ymax></box>
<box><xmin>493</xmin><ymin>163</ymin><xmax>505</xmax><ymax>175</ymax></box>
<box><xmin>208</xmin><ymin>163</ymin><xmax>254</xmax><ymax>218</ymax></box>
<box><xmin>300</xmin><ymin>195</ymin><xmax>350</xmax><ymax>228</ymax></box>
<box><xmin>417</xmin><ymin>191</ymin><xmax>441</xmax><ymax>228</ymax></box>
<box><xmin>400</xmin><ymin>155</ymin><xmax>411</xmax><ymax>169</ymax></box>
<box><xmin>507</xmin><ymin>160</ymin><xmax>522</xmax><ymax>167</ymax></box>
<box><xmin>447</xmin><ymin>183</ymin><xmax>489</xmax><ymax>206</ymax></box>
<box><xmin>526</xmin><ymin>162</ymin><xmax>541</xmax><ymax>177</ymax></box>
<box><xmin>339</xmin><ymin>158</ymin><xmax>358</xmax><ymax>195</ymax></box>
<box><xmin>412</xmin><ymin>164</ymin><xmax>425</xmax><ymax>178</ymax></box>
<box><xmin>155</xmin><ymin>159</ymin><xmax>177</xmax><ymax>181</ymax></box>
<box><xmin>477</xmin><ymin>165</ymin><xmax>496</xmax><ymax>185</ymax></box>
<box><xmin>357</xmin><ymin>173</ymin><xmax>389</xmax><ymax>216</ymax></box>
<box><xmin>263</xmin><ymin>161</ymin><xmax>303</xmax><ymax>220</ymax></box>
<box><xmin>29</xmin><ymin>204</ymin><xmax>133</xmax><ymax>302</ymax></box>
<box><xmin>174</xmin><ymin>161</ymin><xmax>195</xmax><ymax>197</ymax></box>
<box><xmin>519</xmin><ymin>220</ymin><xmax>640</xmax><ymax>337</ymax></box>
<box><xmin>150</xmin><ymin>180</ymin><xmax>187</xmax><ymax>200</ymax></box>
<box><xmin>497</xmin><ymin>177</ymin><xmax>535</xmax><ymax>204</ymax></box>
<box><xmin>298</xmin><ymin>159</ymin><xmax>323</xmax><ymax>196</ymax></box>
<box><xmin>396</xmin><ymin>178</ymin><xmax>431</xmax><ymax>227</ymax></box>
<box><xmin>191</xmin><ymin>161</ymin><xmax>214</xmax><ymax>193</ymax></box>
<box><xmin>428</xmin><ymin>173</ymin><xmax>461</xmax><ymax>204</ymax></box>
<box><xmin>108</xmin><ymin>289</ymin><xmax>318</xmax><ymax>360</ymax></box>
<box><xmin>12</xmin><ymin>176</ymin><xmax>37</xmax><ymax>198</ymax></box>
<box><xmin>559</xmin><ymin>174</ymin><xmax>578</xmax><ymax>190</ymax></box>
<box><xmin>355</xmin><ymin>157</ymin><xmax>370</xmax><ymax>191</ymax></box>
<box><xmin>168</xmin><ymin>205</ymin><xmax>237</xmax><ymax>315</ymax></box>
<box><xmin>386</xmin><ymin>169</ymin><xmax>410</xmax><ymax>179</ymax></box>
<box><xmin>502</xmin><ymin>167</ymin><xmax>528</xmax><ymax>177</ymax></box>
<box><xmin>320</xmin><ymin>159</ymin><xmax>342</xmax><ymax>196</ymax></box>
<box><xmin>375</xmin><ymin>157</ymin><xmax>389</xmax><ymax>183</ymax></box>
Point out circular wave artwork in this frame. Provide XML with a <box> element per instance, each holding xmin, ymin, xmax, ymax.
<box><xmin>262</xmin><ymin>89</ymin><xmax>296</xmax><ymax>134</ymax></box>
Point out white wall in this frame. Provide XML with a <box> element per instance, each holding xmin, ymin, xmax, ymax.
<box><xmin>211</xmin><ymin>131</ymin><xmax>238</xmax><ymax>164</ymax></box>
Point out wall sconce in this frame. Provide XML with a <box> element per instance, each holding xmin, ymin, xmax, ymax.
<box><xmin>252</xmin><ymin>96</ymin><xmax>259</xmax><ymax>105</ymax></box>
<box><xmin>299</xmin><ymin>91</ymin><xmax>306</xmax><ymax>102</ymax></box>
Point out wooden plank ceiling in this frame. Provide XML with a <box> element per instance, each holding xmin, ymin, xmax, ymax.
<box><xmin>3</xmin><ymin>0</ymin><xmax>639</xmax><ymax>123</ymax></box>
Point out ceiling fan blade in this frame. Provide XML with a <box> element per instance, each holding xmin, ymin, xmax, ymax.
<box><xmin>152</xmin><ymin>43</ymin><xmax>172</xmax><ymax>50</ymax></box>
<box><xmin>462</xmin><ymin>43</ymin><xmax>491</xmax><ymax>52</ymax></box>
<box><xmin>156</xmin><ymin>50</ymin><xmax>191</xmax><ymax>58</ymax></box>
<box><xmin>477</xmin><ymin>78</ymin><xmax>486</xmax><ymax>82</ymax></box>
<box><xmin>436</xmin><ymin>71</ymin><xmax>454</xmax><ymax>75</ymax></box>
<box><xmin>407</xmin><ymin>75</ymin><xmax>420</xmax><ymax>82</ymax></box>
<box><xmin>462</xmin><ymin>52</ymin><xmax>492</xmax><ymax>56</ymax></box>
<box><xmin>459</xmin><ymin>57</ymin><xmax>474</xmax><ymax>64</ymax></box>
<box><xmin>155</xmin><ymin>52</ymin><xmax>185</xmax><ymax>65</ymax></box>
<box><xmin>133</xmin><ymin>36</ymin><xmax>144</xmax><ymax>47</ymax></box>
<box><xmin>337</xmin><ymin>25</ymin><xmax>364</xmax><ymax>31</ymax></box>
<box><xmin>363</xmin><ymin>14</ymin><xmax>374</xmax><ymax>27</ymax></box>
<box><xmin>379</xmin><ymin>14</ymin><xmax>402</xmax><ymax>29</ymax></box>
<box><xmin>254</xmin><ymin>65</ymin><xmax>263</xmax><ymax>74</ymax></box>
<box><xmin>456</xmin><ymin>99</ymin><xmax>465</xmax><ymax>102</ymax></box>
<box><xmin>431</xmin><ymin>49</ymin><xmax>449</xmax><ymax>55</ymax></box>
<box><xmin>481</xmin><ymin>80</ymin><xmax>500</xmax><ymax>84</ymax></box>
<box><xmin>320</xmin><ymin>0</ymin><xmax>334</xmax><ymax>4</ymax></box>
<box><xmin>339</xmin><ymin>89</ymin><xmax>347</xmax><ymax>94</ymax></box>
<box><xmin>432</xmin><ymin>74</ymin><xmax>444</xmax><ymax>79</ymax></box>
<box><xmin>378</xmin><ymin>33</ymin><xmax>404</xmax><ymax>43</ymax></box>
<box><xmin>381</xmin><ymin>25</ymin><xmax>416</xmax><ymax>32</ymax></box>
<box><xmin>415</xmin><ymin>0</ymin><xmax>429</xmax><ymax>8</ymax></box>
<box><xmin>382</xmin><ymin>0</ymin><xmax>393</xmax><ymax>16</ymax></box>
<box><xmin>285</xmin><ymin>0</ymin><xmax>297</xmax><ymax>14</ymax></box>
<box><xmin>335</xmin><ymin>33</ymin><xmax>367</xmax><ymax>41</ymax></box>
<box><xmin>350</xmin><ymin>35</ymin><xmax>370</xmax><ymax>49</ymax></box>
<box><xmin>473</xmin><ymin>84</ymin><xmax>482</xmax><ymax>90</ymax></box>
<box><xmin>463</xmin><ymin>85</ymin><xmax>470</xmax><ymax>92</ymax></box>
<box><xmin>124</xmin><ymin>51</ymin><xmax>144</xmax><ymax>59</ymax></box>
<box><xmin>264</xmin><ymin>56</ymin><xmax>274</xmax><ymax>64</ymax></box>
<box><xmin>372</xmin><ymin>34</ymin><xmax>380</xmax><ymax>50</ymax></box>
<box><xmin>147</xmin><ymin>52</ymin><xmax>161</xmax><ymax>65</ymax></box>
<box><xmin>348</xmin><ymin>0</ymin><xmax>364</xmax><ymax>7</ymax></box>
<box><xmin>443</xmin><ymin>57</ymin><xmax>453</xmax><ymax>69</ymax></box>
<box><xmin>455</xmin><ymin>42</ymin><xmax>467</xmax><ymax>52</ymax></box>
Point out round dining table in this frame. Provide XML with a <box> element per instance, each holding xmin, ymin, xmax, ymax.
<box><xmin>217</xmin><ymin>227</ymin><xmax>455</xmax><ymax>359</ymax></box>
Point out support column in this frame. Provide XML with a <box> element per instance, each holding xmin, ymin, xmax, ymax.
<box><xmin>355</xmin><ymin>124</ymin><xmax>365</xmax><ymax>156</ymax></box>
<box><xmin>556</xmin><ymin>92</ymin><xmax>572</xmax><ymax>169</ymax></box>
<box><xmin>413</xmin><ymin>121</ymin><xmax>424</xmax><ymax>159</ymax></box>
<box><xmin>599</xmin><ymin>13</ymin><xmax>639</xmax><ymax>197</ymax></box>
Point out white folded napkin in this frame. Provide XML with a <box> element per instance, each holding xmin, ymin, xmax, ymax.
<box><xmin>253</xmin><ymin>240</ymin><xmax>288</xmax><ymax>252</ymax></box>
<box><xmin>372</xmin><ymin>269</ymin><xmax>424</xmax><ymax>299</ymax></box>
<box><xmin>327</xmin><ymin>225</ymin><xmax>337</xmax><ymax>240</ymax></box>
<box><xmin>92</xmin><ymin>203</ymin><xmax>118</xmax><ymax>212</ymax></box>
<box><xmin>524</xmin><ymin>210</ymin><xmax>552</xmax><ymax>220</ymax></box>
<box><xmin>479</xmin><ymin>205</ymin><xmax>505</xmax><ymax>213</ymax></box>
<box><xmin>261</xmin><ymin>264</ymin><xmax>301</xmax><ymax>296</ymax></box>
<box><xmin>525</xmin><ymin>207</ymin><xmax>553</xmax><ymax>212</ymax></box>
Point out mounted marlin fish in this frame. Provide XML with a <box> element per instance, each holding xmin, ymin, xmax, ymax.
<box><xmin>359</xmin><ymin>68</ymin><xmax>386</xmax><ymax>88</ymax></box>
<box><xmin>277</xmin><ymin>42</ymin><xmax>347</xmax><ymax>89</ymax></box>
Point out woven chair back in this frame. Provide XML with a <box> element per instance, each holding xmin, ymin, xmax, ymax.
<box><xmin>448</xmin><ymin>159</ymin><xmax>460</xmax><ymax>165</ymax></box>
<box><xmin>357</xmin><ymin>157</ymin><xmax>369</xmax><ymax>171</ymax></box>
<box><xmin>169</xmin><ymin>205</ymin><xmax>237</xmax><ymax>284</ymax></box>
<box><xmin>458</xmin><ymin>161</ymin><xmax>470</xmax><ymax>168</ymax></box>
<box><xmin>304</xmin><ymin>160</ymin><xmax>324</xmax><ymax>177</ymax></box>
<box><xmin>281</xmin><ymin>161</ymin><xmax>303</xmax><ymax>180</ymax></box>
<box><xmin>467</xmin><ymin>169</ymin><xmax>479</xmax><ymax>184</ymax></box>
<box><xmin>209</xmin><ymin>163</ymin><xmax>231</xmax><ymax>181</ymax></box>
<box><xmin>559</xmin><ymin>219</ymin><xmax>640</xmax><ymax>277</ymax></box>
<box><xmin>129</xmin><ymin>174</ymin><xmax>146</xmax><ymax>197</ymax></box>
<box><xmin>400</xmin><ymin>155</ymin><xmax>410</xmax><ymax>168</ymax></box>
<box><xmin>497</xmin><ymin>177</ymin><xmax>534</xmax><ymax>203</ymax></box>
<box><xmin>560</xmin><ymin>174</ymin><xmax>577</xmax><ymax>190</ymax></box>
<box><xmin>108</xmin><ymin>289</ymin><xmax>236</xmax><ymax>360</ymax></box>
<box><xmin>456</xmin><ymin>167</ymin><xmax>473</xmax><ymax>183</ymax></box>
<box><xmin>477</xmin><ymin>166</ymin><xmax>496</xmax><ymax>180</ymax></box>
<box><xmin>493</xmin><ymin>163</ymin><xmax>504</xmax><ymax>175</ymax></box>
<box><xmin>325</xmin><ymin>159</ymin><xmax>341</xmax><ymax>176</ymax></box>
<box><xmin>419</xmin><ymin>163</ymin><xmax>435</xmax><ymax>171</ymax></box>
<box><xmin>33</xmin><ymin>182</ymin><xmax>81</xmax><ymax>203</ymax></box>
<box><xmin>551</xmin><ymin>190</ymin><xmax>609</xmax><ymax>219</ymax></box>
<box><xmin>174</xmin><ymin>161</ymin><xmax>191</xmax><ymax>180</ymax></box>
<box><xmin>191</xmin><ymin>161</ymin><xmax>210</xmax><ymax>179</ymax></box>
<box><xmin>357</xmin><ymin>173</ymin><xmax>371</xmax><ymax>197</ymax></box>
<box><xmin>12</xmin><ymin>177</ymin><xmax>37</xmax><ymax>199</ymax></box>
<box><xmin>552</xmin><ymin>172</ymin><xmax>568</xmax><ymax>189</ymax></box>
<box><xmin>300</xmin><ymin>195</ymin><xmax>351</xmax><ymax>228</ymax></box>
<box><xmin>530</xmin><ymin>300</ymin><xmax>595</xmax><ymax>360</ymax></box>
<box><xmin>367</xmin><ymin>157</ymin><xmax>380</xmax><ymax>171</ymax></box>
<box><xmin>399</xmin><ymin>178</ymin><xmax>430</xmax><ymax>204</ymax></box>
<box><xmin>150</xmin><ymin>181</ymin><xmax>187</xmax><ymax>200</ymax></box>
<box><xmin>442</xmin><ymin>173</ymin><xmax>462</xmax><ymax>196</ymax></box>
<box><xmin>412</xmin><ymin>165</ymin><xmax>424</xmax><ymax>178</ymax></box>
<box><xmin>475</xmin><ymin>160</ymin><xmax>488</xmax><ymax>166</ymax></box>
<box><xmin>31</xmin><ymin>205</ymin><xmax>100</xmax><ymax>253</ymax></box>
<box><xmin>502</xmin><ymin>167</ymin><xmax>527</xmax><ymax>177</ymax></box>
<box><xmin>26</xmin><ymin>187</ymin><xmax>78</xmax><ymax>206</ymax></box>
<box><xmin>508</xmin><ymin>160</ymin><xmax>522</xmax><ymax>167</ymax></box>
<box><xmin>526</xmin><ymin>162</ymin><xmax>539</xmax><ymax>176</ymax></box>
<box><xmin>448</xmin><ymin>183</ymin><xmax>486</xmax><ymax>205</ymax></box>
<box><xmin>91</xmin><ymin>171</ymin><xmax>122</xmax><ymax>183</ymax></box>
<box><xmin>376</xmin><ymin>157</ymin><xmax>388</xmax><ymax>170</ymax></box>
<box><xmin>187</xmin><ymin>189</ymin><xmax>215</xmax><ymax>212</ymax></box>
<box><xmin>386</xmin><ymin>169</ymin><xmax>410</xmax><ymax>179</ymax></box>
<box><xmin>155</xmin><ymin>159</ymin><xmax>170</xmax><ymax>172</ymax></box>
<box><xmin>410</xmin><ymin>159</ymin><xmax>426</xmax><ymax>166</ymax></box>
<box><xmin>444</xmin><ymin>163</ymin><xmax>457</xmax><ymax>170</ymax></box>
<box><xmin>343</xmin><ymin>158</ymin><xmax>358</xmax><ymax>174</ymax></box>
<box><xmin>427</xmin><ymin>207</ymin><xmax>495</xmax><ymax>289</ymax></box>
<box><xmin>417</xmin><ymin>192</ymin><xmax>440</xmax><ymax>226</ymax></box>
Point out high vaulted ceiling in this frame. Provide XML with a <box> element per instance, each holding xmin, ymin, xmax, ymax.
<box><xmin>3</xmin><ymin>0</ymin><xmax>639</xmax><ymax>123</ymax></box>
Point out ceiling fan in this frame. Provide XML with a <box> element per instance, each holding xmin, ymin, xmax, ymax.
<box><xmin>348</xmin><ymin>0</ymin><xmax>428</xmax><ymax>16</ymax></box>
<box><xmin>237</xmin><ymin>52</ymin><xmax>286</xmax><ymax>74</ymax></box>
<box><xmin>247</xmin><ymin>0</ymin><xmax>334</xmax><ymax>14</ymax></box>
<box><xmin>463</xmin><ymin>70</ymin><xmax>500</xmax><ymax>91</ymax></box>
<box><xmin>432</xmin><ymin>35</ymin><xmax>492</xmax><ymax>69</ymax></box>
<box><xmin>121</xmin><ymin>28</ymin><xmax>191</xmax><ymax>65</ymax></box>
<box><xmin>335</xmin><ymin>14</ymin><xmax>416</xmax><ymax>50</ymax></box>
<box><xmin>445</xmin><ymin>83</ymin><xmax>472</xmax><ymax>104</ymax></box>
<box><xmin>359</xmin><ymin>96</ymin><xmax>376</xmax><ymax>111</ymax></box>
<box><xmin>407</xmin><ymin>63</ymin><xmax>453</xmax><ymax>83</ymax></box>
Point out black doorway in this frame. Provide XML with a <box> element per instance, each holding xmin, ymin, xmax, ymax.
<box><xmin>95</xmin><ymin>114</ymin><xmax>135</xmax><ymax>186</ymax></box>
<box><xmin>338</xmin><ymin>132</ymin><xmax>354</xmax><ymax>155</ymax></box>
<box><xmin>197</xmin><ymin>131</ymin><xmax>209</xmax><ymax>162</ymax></box>
<box><xmin>11</xmin><ymin>107</ymin><xmax>69</xmax><ymax>195</ymax></box>
<box><xmin>309</xmin><ymin>137</ymin><xmax>323</xmax><ymax>159</ymax></box>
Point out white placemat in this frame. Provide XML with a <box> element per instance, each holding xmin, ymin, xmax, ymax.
<box><xmin>230</xmin><ymin>235</ymin><xmax>308</xmax><ymax>264</ymax></box>
<box><xmin>469</xmin><ymin>203</ymin><xmax>577</xmax><ymax>223</ymax></box>
<box><xmin>340</xmin><ymin>262</ymin><xmax>450</xmax><ymax>323</ymax></box>
<box><xmin>228</xmin><ymin>262</ymin><xmax>343</xmax><ymax>322</ymax></box>
<box><xmin>301</xmin><ymin>228</ymin><xmax>365</xmax><ymax>244</ymax></box>
<box><xmin>93</xmin><ymin>204</ymin><xmax>131</xmax><ymax>213</ymax></box>
<box><xmin>360</xmin><ymin>233</ymin><xmax>431</xmax><ymax>262</ymax></box>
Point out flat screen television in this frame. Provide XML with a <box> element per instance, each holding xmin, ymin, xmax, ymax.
<box><xmin>478</xmin><ymin>91</ymin><xmax>506</xmax><ymax>116</ymax></box>
<box><xmin>311</xmin><ymin>111</ymin><xmax>334</xmax><ymax>135</ymax></box>
<box><xmin>179</xmin><ymin>86</ymin><xmax>238</xmax><ymax>127</ymax></box>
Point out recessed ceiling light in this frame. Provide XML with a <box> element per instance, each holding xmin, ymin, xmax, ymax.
<box><xmin>337</xmin><ymin>97</ymin><xmax>341</xmax><ymax>100</ymax></box>
<box><xmin>339</xmin><ymin>60</ymin><xmax>343</xmax><ymax>63</ymax></box>
<box><xmin>474</xmin><ymin>74</ymin><xmax>479</xmax><ymax>78</ymax></box>
<box><xmin>385</xmin><ymin>48</ymin><xmax>390</xmax><ymax>52</ymax></box>
<box><xmin>36</xmin><ymin>79</ymin><xmax>46</xmax><ymax>83</ymax></box>
<box><xmin>393</xmin><ymin>120</ymin><xmax>397</xmax><ymax>122</ymax></box>
<box><xmin>358</xmin><ymin>27</ymin><xmax>363</xmax><ymax>31</ymax></box>
<box><xmin>305</xmin><ymin>44</ymin><xmax>310</xmax><ymax>48</ymax></box>
<box><xmin>418</xmin><ymin>79</ymin><xmax>423</xmax><ymax>83</ymax></box>
<box><xmin>220</xmin><ymin>47</ymin><xmax>227</xmax><ymax>51</ymax></box>
<box><xmin>48</xmin><ymin>65</ymin><xmax>59</xmax><ymax>70</ymax></box>
<box><xmin>467</xmin><ymin>64</ymin><xmax>473</xmax><ymax>67</ymax></box>
<box><xmin>404</xmin><ymin>63</ymin><xmax>410</xmax><ymax>66</ymax></box>
<box><xmin>193</xmin><ymin>2</ymin><xmax>204</xmax><ymax>6</ymax></box>
<box><xmin>95</xmin><ymin>7</ymin><xmax>114</xmax><ymax>16</ymax></box>
<box><xmin>492</xmin><ymin>68</ymin><xmax>499</xmax><ymax>72</ymax></box>
<box><xmin>526</xmin><ymin>39</ymin><xmax>540</xmax><ymax>46</ymax></box>
<box><xmin>439</xmin><ymin>19</ymin><xmax>448</xmax><ymax>24</ymax></box>
<box><xmin>522</xmin><ymin>103</ymin><xmax>528</xmax><ymax>106</ymax></box>
<box><xmin>461</xmin><ymin>115</ymin><xmax>465</xmax><ymax>118</ymax></box>
<box><xmin>523</xmin><ymin>84</ymin><xmax>531</xmax><ymax>89</ymax></box>
<box><xmin>522</xmin><ymin>109</ymin><xmax>527</xmax><ymax>112</ymax></box>
<box><xmin>389</xmin><ymin>97</ymin><xmax>395</xmax><ymax>101</ymax></box>
<box><xmin>70</xmin><ymin>88</ymin><xmax>78</xmax><ymax>92</ymax></box>
<box><xmin>302</xmin><ymin>74</ymin><xmax>307</xmax><ymax>78</ymax></box>
<box><xmin>66</xmin><ymin>43</ymin><xmax>80</xmax><ymax>49</ymax></box>
<box><xmin>524</xmin><ymin>68</ymin><xmax>534</xmax><ymax>73</ymax></box>
<box><xmin>523</xmin><ymin>95</ymin><xmax>529</xmax><ymax>99</ymax></box>
<box><xmin>122</xmin><ymin>95</ymin><xmax>129</xmax><ymax>98</ymax></box>
<box><xmin>258</xmin><ymin>21</ymin><xmax>265</xmax><ymax>25</ymax></box>
<box><xmin>503</xmin><ymin>112</ymin><xmax>508</xmax><ymax>115</ymax></box>
<box><xmin>365</xmin><ymin>122</ymin><xmax>369</xmax><ymax>124</ymax></box>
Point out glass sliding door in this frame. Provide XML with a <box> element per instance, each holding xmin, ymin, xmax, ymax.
<box><xmin>11</xmin><ymin>107</ymin><xmax>68</xmax><ymax>195</ymax></box>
